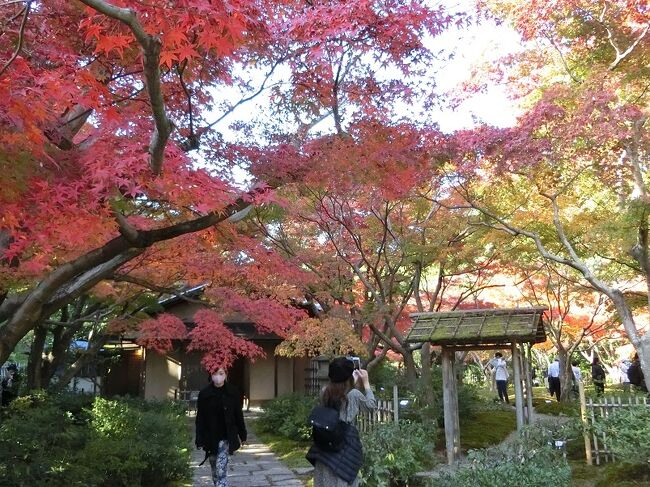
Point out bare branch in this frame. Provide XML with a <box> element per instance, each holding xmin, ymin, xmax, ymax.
<box><xmin>0</xmin><ymin>1</ymin><xmax>31</xmax><ymax>78</ymax></box>
<box><xmin>609</xmin><ymin>22</ymin><xmax>650</xmax><ymax>70</ymax></box>
<box><xmin>176</xmin><ymin>61</ymin><xmax>196</xmax><ymax>149</ymax></box>
<box><xmin>543</xmin><ymin>31</ymin><xmax>581</xmax><ymax>83</ymax></box>
<box><xmin>204</xmin><ymin>58</ymin><xmax>284</xmax><ymax>133</ymax></box>
<box><xmin>112</xmin><ymin>274</ymin><xmax>208</xmax><ymax>305</ymax></box>
<box><xmin>0</xmin><ymin>0</ymin><xmax>31</xmax><ymax>6</ymax></box>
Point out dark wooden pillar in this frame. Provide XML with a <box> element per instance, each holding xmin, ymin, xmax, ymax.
<box><xmin>441</xmin><ymin>347</ymin><xmax>460</xmax><ymax>464</ymax></box>
<box><xmin>511</xmin><ymin>342</ymin><xmax>525</xmax><ymax>430</ymax></box>
<box><xmin>524</xmin><ymin>343</ymin><xmax>534</xmax><ymax>424</ymax></box>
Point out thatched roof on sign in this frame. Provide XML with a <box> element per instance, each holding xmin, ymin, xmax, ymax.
<box><xmin>405</xmin><ymin>307</ymin><xmax>547</xmax><ymax>347</ymax></box>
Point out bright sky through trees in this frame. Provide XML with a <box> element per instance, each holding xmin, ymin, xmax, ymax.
<box><xmin>426</xmin><ymin>6</ymin><xmax>524</xmax><ymax>132</ymax></box>
<box><xmin>204</xmin><ymin>0</ymin><xmax>525</xmax><ymax>155</ymax></box>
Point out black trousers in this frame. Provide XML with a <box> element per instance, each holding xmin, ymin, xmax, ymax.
<box><xmin>496</xmin><ymin>380</ymin><xmax>509</xmax><ymax>403</ymax></box>
<box><xmin>593</xmin><ymin>380</ymin><xmax>605</xmax><ymax>396</ymax></box>
<box><xmin>548</xmin><ymin>377</ymin><xmax>561</xmax><ymax>401</ymax></box>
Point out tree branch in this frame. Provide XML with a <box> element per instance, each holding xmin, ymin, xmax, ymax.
<box><xmin>78</xmin><ymin>0</ymin><xmax>173</xmax><ymax>174</ymax></box>
<box><xmin>0</xmin><ymin>0</ymin><xmax>31</xmax><ymax>78</ymax></box>
<box><xmin>608</xmin><ymin>22</ymin><xmax>650</xmax><ymax>70</ymax></box>
<box><xmin>112</xmin><ymin>274</ymin><xmax>208</xmax><ymax>305</ymax></box>
<box><xmin>451</xmin><ymin>188</ymin><xmax>641</xmax><ymax>346</ymax></box>
<box><xmin>0</xmin><ymin>186</ymin><xmax>265</xmax><ymax>363</ymax></box>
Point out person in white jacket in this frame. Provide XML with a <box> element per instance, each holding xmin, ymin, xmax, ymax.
<box><xmin>486</xmin><ymin>352</ymin><xmax>510</xmax><ymax>403</ymax></box>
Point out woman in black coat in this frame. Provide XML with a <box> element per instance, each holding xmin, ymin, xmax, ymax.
<box><xmin>592</xmin><ymin>357</ymin><xmax>606</xmax><ymax>396</ymax></box>
<box><xmin>195</xmin><ymin>367</ymin><xmax>247</xmax><ymax>487</ymax></box>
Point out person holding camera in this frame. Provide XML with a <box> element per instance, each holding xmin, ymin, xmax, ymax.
<box><xmin>307</xmin><ymin>356</ymin><xmax>377</xmax><ymax>487</ymax></box>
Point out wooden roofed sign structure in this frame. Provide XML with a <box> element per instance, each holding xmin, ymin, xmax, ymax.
<box><xmin>406</xmin><ymin>307</ymin><xmax>547</xmax><ymax>465</ymax></box>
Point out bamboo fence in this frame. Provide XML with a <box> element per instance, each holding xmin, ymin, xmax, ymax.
<box><xmin>579</xmin><ymin>380</ymin><xmax>649</xmax><ymax>465</ymax></box>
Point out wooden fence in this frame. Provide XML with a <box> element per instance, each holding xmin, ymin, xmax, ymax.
<box><xmin>578</xmin><ymin>380</ymin><xmax>649</xmax><ymax>465</ymax></box>
<box><xmin>355</xmin><ymin>385</ymin><xmax>399</xmax><ymax>434</ymax></box>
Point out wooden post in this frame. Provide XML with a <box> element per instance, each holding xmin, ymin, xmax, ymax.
<box><xmin>524</xmin><ymin>343</ymin><xmax>534</xmax><ymax>424</ymax></box>
<box><xmin>519</xmin><ymin>344</ymin><xmax>527</xmax><ymax>423</ymax></box>
<box><xmin>578</xmin><ymin>379</ymin><xmax>592</xmax><ymax>465</ymax></box>
<box><xmin>393</xmin><ymin>384</ymin><xmax>399</xmax><ymax>423</ymax></box>
<box><xmin>441</xmin><ymin>347</ymin><xmax>460</xmax><ymax>465</ymax></box>
<box><xmin>512</xmin><ymin>342</ymin><xmax>525</xmax><ymax>430</ymax></box>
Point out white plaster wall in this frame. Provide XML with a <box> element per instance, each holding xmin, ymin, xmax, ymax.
<box><xmin>144</xmin><ymin>351</ymin><xmax>182</xmax><ymax>400</ymax></box>
<box><xmin>277</xmin><ymin>357</ymin><xmax>294</xmax><ymax>396</ymax></box>
<box><xmin>249</xmin><ymin>343</ymin><xmax>276</xmax><ymax>403</ymax></box>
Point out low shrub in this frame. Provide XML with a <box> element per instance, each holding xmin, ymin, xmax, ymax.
<box><xmin>83</xmin><ymin>397</ymin><xmax>190</xmax><ymax>486</ymax></box>
<box><xmin>258</xmin><ymin>393</ymin><xmax>317</xmax><ymax>441</ymax></box>
<box><xmin>401</xmin><ymin>367</ymin><xmax>482</xmax><ymax>427</ymax></box>
<box><xmin>369</xmin><ymin>361</ymin><xmax>400</xmax><ymax>398</ymax></box>
<box><xmin>592</xmin><ymin>405</ymin><xmax>650</xmax><ymax>465</ymax></box>
<box><xmin>0</xmin><ymin>392</ymin><xmax>93</xmax><ymax>486</ymax></box>
<box><xmin>431</xmin><ymin>422</ymin><xmax>574</xmax><ymax>487</ymax></box>
<box><xmin>0</xmin><ymin>392</ymin><xmax>190</xmax><ymax>487</ymax></box>
<box><xmin>360</xmin><ymin>421</ymin><xmax>436</xmax><ymax>487</ymax></box>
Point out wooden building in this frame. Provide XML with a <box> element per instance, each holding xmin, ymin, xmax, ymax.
<box><xmin>103</xmin><ymin>289</ymin><xmax>310</xmax><ymax>406</ymax></box>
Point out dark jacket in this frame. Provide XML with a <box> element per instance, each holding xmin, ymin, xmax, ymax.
<box><xmin>195</xmin><ymin>382</ymin><xmax>247</xmax><ymax>455</ymax></box>
<box><xmin>628</xmin><ymin>360</ymin><xmax>647</xmax><ymax>391</ymax></box>
<box><xmin>592</xmin><ymin>363</ymin><xmax>606</xmax><ymax>382</ymax></box>
<box><xmin>306</xmin><ymin>422</ymin><xmax>363</xmax><ymax>483</ymax></box>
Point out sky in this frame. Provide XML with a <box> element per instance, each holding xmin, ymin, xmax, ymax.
<box><xmin>426</xmin><ymin>11</ymin><xmax>524</xmax><ymax>132</ymax></box>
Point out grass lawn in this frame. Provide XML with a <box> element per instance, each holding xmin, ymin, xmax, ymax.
<box><xmin>459</xmin><ymin>409</ymin><xmax>517</xmax><ymax>450</ymax></box>
<box><xmin>571</xmin><ymin>461</ymin><xmax>650</xmax><ymax>486</ymax></box>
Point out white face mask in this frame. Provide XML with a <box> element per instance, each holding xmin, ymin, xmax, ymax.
<box><xmin>211</xmin><ymin>370</ymin><xmax>226</xmax><ymax>386</ymax></box>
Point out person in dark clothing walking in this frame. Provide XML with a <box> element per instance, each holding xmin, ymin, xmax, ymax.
<box><xmin>1</xmin><ymin>363</ymin><xmax>20</xmax><ymax>407</ymax></box>
<box><xmin>592</xmin><ymin>357</ymin><xmax>606</xmax><ymax>396</ymax></box>
<box><xmin>195</xmin><ymin>367</ymin><xmax>247</xmax><ymax>487</ymax></box>
<box><xmin>628</xmin><ymin>353</ymin><xmax>647</xmax><ymax>393</ymax></box>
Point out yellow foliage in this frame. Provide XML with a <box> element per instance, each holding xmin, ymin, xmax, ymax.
<box><xmin>276</xmin><ymin>317</ymin><xmax>365</xmax><ymax>358</ymax></box>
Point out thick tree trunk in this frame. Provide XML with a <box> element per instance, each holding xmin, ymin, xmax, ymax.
<box><xmin>51</xmin><ymin>335</ymin><xmax>108</xmax><ymax>393</ymax></box>
<box><xmin>26</xmin><ymin>325</ymin><xmax>47</xmax><ymax>390</ymax></box>
<box><xmin>402</xmin><ymin>349</ymin><xmax>418</xmax><ymax>386</ymax></box>
<box><xmin>420</xmin><ymin>343</ymin><xmax>435</xmax><ymax>403</ymax></box>
<box><xmin>607</xmin><ymin>290</ymin><xmax>650</xmax><ymax>391</ymax></box>
<box><xmin>558</xmin><ymin>349</ymin><xmax>574</xmax><ymax>402</ymax></box>
<box><xmin>42</xmin><ymin>325</ymin><xmax>79</xmax><ymax>388</ymax></box>
<box><xmin>636</xmin><ymin>335</ymin><xmax>650</xmax><ymax>389</ymax></box>
<box><xmin>455</xmin><ymin>351</ymin><xmax>468</xmax><ymax>386</ymax></box>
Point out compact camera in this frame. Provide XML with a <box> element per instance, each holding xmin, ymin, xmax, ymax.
<box><xmin>348</xmin><ymin>356</ymin><xmax>361</xmax><ymax>370</ymax></box>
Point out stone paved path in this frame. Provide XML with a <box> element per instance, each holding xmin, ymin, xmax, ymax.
<box><xmin>191</xmin><ymin>419</ymin><xmax>304</xmax><ymax>487</ymax></box>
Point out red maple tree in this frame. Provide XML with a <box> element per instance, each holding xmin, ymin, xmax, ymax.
<box><xmin>0</xmin><ymin>0</ymin><xmax>450</xmax><ymax>368</ymax></box>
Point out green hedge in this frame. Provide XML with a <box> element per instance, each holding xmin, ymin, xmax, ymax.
<box><xmin>360</xmin><ymin>421</ymin><xmax>436</xmax><ymax>487</ymax></box>
<box><xmin>431</xmin><ymin>422</ymin><xmax>574</xmax><ymax>487</ymax></box>
<box><xmin>0</xmin><ymin>392</ymin><xmax>190</xmax><ymax>486</ymax></box>
<box><xmin>258</xmin><ymin>393</ymin><xmax>317</xmax><ymax>442</ymax></box>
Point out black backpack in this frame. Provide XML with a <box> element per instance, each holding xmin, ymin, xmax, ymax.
<box><xmin>308</xmin><ymin>405</ymin><xmax>347</xmax><ymax>452</ymax></box>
